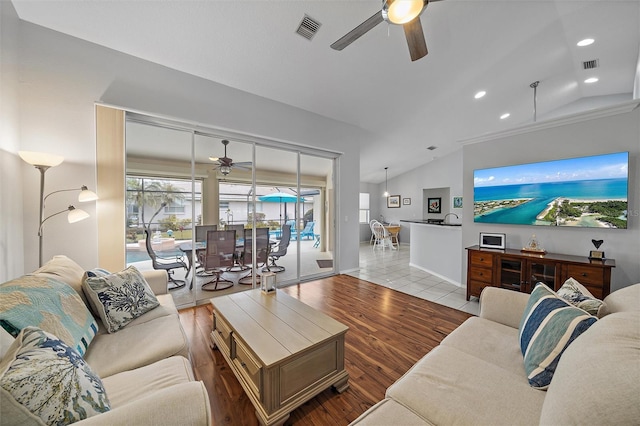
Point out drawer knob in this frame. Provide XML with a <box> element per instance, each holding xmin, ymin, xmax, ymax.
<box><xmin>480</xmin><ymin>258</ymin><xmax>484</xmax><ymax>261</ymax></box>
<box><xmin>479</xmin><ymin>272</ymin><xmax>483</xmax><ymax>276</ymax></box>
<box><xmin>241</xmin><ymin>362</ymin><xmax>247</xmax><ymax>368</ymax></box>
<box><xmin>582</xmin><ymin>273</ymin><xmax>588</xmax><ymax>277</ymax></box>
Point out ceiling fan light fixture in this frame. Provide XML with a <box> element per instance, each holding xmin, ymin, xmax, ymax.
<box><xmin>219</xmin><ymin>165</ymin><xmax>231</xmax><ymax>175</ymax></box>
<box><xmin>383</xmin><ymin>0</ymin><xmax>426</xmax><ymax>25</ymax></box>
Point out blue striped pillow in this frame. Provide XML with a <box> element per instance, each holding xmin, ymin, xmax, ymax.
<box><xmin>519</xmin><ymin>283</ymin><xmax>597</xmax><ymax>389</ymax></box>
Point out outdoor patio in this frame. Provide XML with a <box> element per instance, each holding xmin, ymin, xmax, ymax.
<box><xmin>128</xmin><ymin>237</ymin><xmax>333</xmax><ymax>307</ymax></box>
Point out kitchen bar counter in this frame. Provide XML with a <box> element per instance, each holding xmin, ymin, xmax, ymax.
<box><xmin>401</xmin><ymin>220</ymin><xmax>462</xmax><ymax>285</ymax></box>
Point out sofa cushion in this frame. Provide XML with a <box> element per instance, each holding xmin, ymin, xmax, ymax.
<box><xmin>84</xmin><ymin>314</ymin><xmax>189</xmax><ymax>378</ymax></box>
<box><xmin>540</xmin><ymin>311</ymin><xmax>640</xmax><ymax>425</ymax></box>
<box><xmin>83</xmin><ymin>266</ymin><xmax>159</xmax><ymax>333</ymax></box>
<box><xmin>600</xmin><ymin>283</ymin><xmax>640</xmax><ymax>316</ymax></box>
<box><xmin>557</xmin><ymin>277</ymin><xmax>605</xmax><ymax>317</ymax></box>
<box><xmin>0</xmin><ymin>275</ymin><xmax>98</xmax><ymax>356</ymax></box>
<box><xmin>350</xmin><ymin>398</ymin><xmax>433</xmax><ymax>425</ymax></box>
<box><xmin>519</xmin><ymin>283</ymin><xmax>597</xmax><ymax>389</ymax></box>
<box><xmin>441</xmin><ymin>316</ymin><xmax>525</xmax><ymax>377</ymax></box>
<box><xmin>386</xmin><ymin>345</ymin><xmax>545</xmax><ymax>425</ymax></box>
<box><xmin>32</xmin><ymin>255</ymin><xmax>87</xmax><ymax>305</ymax></box>
<box><xmin>0</xmin><ymin>327</ymin><xmax>110</xmax><ymax>426</ymax></box>
<box><xmin>101</xmin><ymin>356</ymin><xmax>194</xmax><ymax>407</ymax></box>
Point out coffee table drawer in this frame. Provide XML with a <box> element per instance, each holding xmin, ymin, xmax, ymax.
<box><xmin>213</xmin><ymin>313</ymin><xmax>232</xmax><ymax>357</ymax></box>
<box><xmin>233</xmin><ymin>337</ymin><xmax>262</xmax><ymax>398</ymax></box>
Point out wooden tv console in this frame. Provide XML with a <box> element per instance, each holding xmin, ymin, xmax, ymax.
<box><xmin>466</xmin><ymin>245</ymin><xmax>615</xmax><ymax>301</ymax></box>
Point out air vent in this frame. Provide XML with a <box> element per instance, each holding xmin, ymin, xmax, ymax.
<box><xmin>296</xmin><ymin>15</ymin><xmax>321</xmax><ymax>40</ymax></box>
<box><xmin>583</xmin><ymin>59</ymin><xmax>599</xmax><ymax>70</ymax></box>
<box><xmin>427</xmin><ymin>145</ymin><xmax>438</xmax><ymax>151</ymax></box>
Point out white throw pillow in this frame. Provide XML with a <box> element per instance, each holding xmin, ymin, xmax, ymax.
<box><xmin>82</xmin><ymin>266</ymin><xmax>159</xmax><ymax>333</ymax></box>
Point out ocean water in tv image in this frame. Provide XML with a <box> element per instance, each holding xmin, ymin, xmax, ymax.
<box><xmin>474</xmin><ymin>178</ymin><xmax>628</xmax><ymax>228</ymax></box>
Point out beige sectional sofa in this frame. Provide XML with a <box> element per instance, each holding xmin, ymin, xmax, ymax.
<box><xmin>351</xmin><ymin>283</ymin><xmax>640</xmax><ymax>425</ymax></box>
<box><xmin>1</xmin><ymin>255</ymin><xmax>211</xmax><ymax>425</ymax></box>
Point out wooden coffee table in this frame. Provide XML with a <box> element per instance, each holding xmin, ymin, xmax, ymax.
<box><xmin>210</xmin><ymin>289</ymin><xmax>349</xmax><ymax>426</ymax></box>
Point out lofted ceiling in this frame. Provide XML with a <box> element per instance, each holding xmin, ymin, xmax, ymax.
<box><xmin>11</xmin><ymin>0</ymin><xmax>640</xmax><ymax>183</ymax></box>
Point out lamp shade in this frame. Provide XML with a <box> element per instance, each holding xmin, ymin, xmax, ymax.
<box><xmin>78</xmin><ymin>186</ymin><xmax>99</xmax><ymax>202</ymax></box>
<box><xmin>383</xmin><ymin>0</ymin><xmax>425</xmax><ymax>24</ymax></box>
<box><xmin>18</xmin><ymin>151</ymin><xmax>64</xmax><ymax>167</ymax></box>
<box><xmin>67</xmin><ymin>206</ymin><xmax>90</xmax><ymax>223</ymax></box>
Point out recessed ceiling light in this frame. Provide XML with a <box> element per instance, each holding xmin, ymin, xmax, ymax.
<box><xmin>577</xmin><ymin>38</ymin><xmax>595</xmax><ymax>47</ymax></box>
<box><xmin>584</xmin><ymin>77</ymin><xmax>599</xmax><ymax>84</ymax></box>
<box><xmin>474</xmin><ymin>91</ymin><xmax>486</xmax><ymax>99</ymax></box>
<box><xmin>500</xmin><ymin>113</ymin><xmax>510</xmax><ymax>120</ymax></box>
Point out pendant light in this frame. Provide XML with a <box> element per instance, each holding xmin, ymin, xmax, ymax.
<box><xmin>383</xmin><ymin>167</ymin><xmax>390</xmax><ymax>197</ymax></box>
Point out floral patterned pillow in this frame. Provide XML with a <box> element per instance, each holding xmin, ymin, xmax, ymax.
<box><xmin>557</xmin><ymin>277</ymin><xmax>606</xmax><ymax>317</ymax></box>
<box><xmin>0</xmin><ymin>327</ymin><xmax>110</xmax><ymax>425</ymax></box>
<box><xmin>82</xmin><ymin>266</ymin><xmax>159</xmax><ymax>333</ymax></box>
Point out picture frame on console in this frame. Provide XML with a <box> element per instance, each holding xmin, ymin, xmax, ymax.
<box><xmin>479</xmin><ymin>232</ymin><xmax>506</xmax><ymax>250</ymax></box>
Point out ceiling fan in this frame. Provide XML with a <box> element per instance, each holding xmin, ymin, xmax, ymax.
<box><xmin>209</xmin><ymin>140</ymin><xmax>252</xmax><ymax>176</ymax></box>
<box><xmin>330</xmin><ymin>0</ymin><xmax>441</xmax><ymax>62</ymax></box>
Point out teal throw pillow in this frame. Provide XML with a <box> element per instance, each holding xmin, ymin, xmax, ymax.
<box><xmin>0</xmin><ymin>326</ymin><xmax>110</xmax><ymax>425</ymax></box>
<box><xmin>519</xmin><ymin>283</ymin><xmax>597</xmax><ymax>389</ymax></box>
<box><xmin>82</xmin><ymin>266</ymin><xmax>159</xmax><ymax>333</ymax></box>
<box><xmin>0</xmin><ymin>276</ymin><xmax>98</xmax><ymax>356</ymax></box>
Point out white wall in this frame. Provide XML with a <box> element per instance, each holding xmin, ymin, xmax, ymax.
<box><xmin>0</xmin><ymin>1</ymin><xmax>24</xmax><ymax>281</ymax></box>
<box><xmin>12</xmin><ymin>18</ymin><xmax>364</xmax><ymax>275</ymax></box>
<box><xmin>462</xmin><ymin>105</ymin><xmax>640</xmax><ymax>292</ymax></box>
<box><xmin>377</xmin><ymin>150</ymin><xmax>463</xmax><ymax>244</ymax></box>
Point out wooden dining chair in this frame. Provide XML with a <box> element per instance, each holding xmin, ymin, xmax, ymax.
<box><xmin>371</xmin><ymin>221</ymin><xmax>392</xmax><ymax>251</ymax></box>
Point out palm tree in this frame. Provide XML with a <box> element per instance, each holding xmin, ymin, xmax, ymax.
<box><xmin>126</xmin><ymin>178</ymin><xmax>187</xmax><ymax>228</ymax></box>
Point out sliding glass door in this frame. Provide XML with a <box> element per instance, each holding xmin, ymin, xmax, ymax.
<box><xmin>123</xmin><ymin>113</ymin><xmax>337</xmax><ymax>308</ymax></box>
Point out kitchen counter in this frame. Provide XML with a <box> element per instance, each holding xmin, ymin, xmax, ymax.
<box><xmin>401</xmin><ymin>220</ymin><xmax>462</xmax><ymax>285</ymax></box>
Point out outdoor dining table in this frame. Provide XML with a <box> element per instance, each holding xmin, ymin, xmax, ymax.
<box><xmin>179</xmin><ymin>238</ymin><xmax>277</xmax><ymax>281</ymax></box>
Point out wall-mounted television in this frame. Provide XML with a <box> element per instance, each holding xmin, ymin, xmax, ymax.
<box><xmin>473</xmin><ymin>152</ymin><xmax>629</xmax><ymax>229</ymax></box>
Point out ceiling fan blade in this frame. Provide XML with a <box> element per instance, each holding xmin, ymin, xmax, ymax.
<box><xmin>232</xmin><ymin>161</ymin><xmax>252</xmax><ymax>166</ymax></box>
<box><xmin>403</xmin><ymin>18</ymin><xmax>428</xmax><ymax>61</ymax></box>
<box><xmin>330</xmin><ymin>11</ymin><xmax>384</xmax><ymax>51</ymax></box>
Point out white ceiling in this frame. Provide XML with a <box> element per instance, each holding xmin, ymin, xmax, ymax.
<box><xmin>11</xmin><ymin>0</ymin><xmax>640</xmax><ymax>183</ymax></box>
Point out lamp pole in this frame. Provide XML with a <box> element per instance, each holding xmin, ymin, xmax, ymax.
<box><xmin>35</xmin><ymin>165</ymin><xmax>50</xmax><ymax>267</ymax></box>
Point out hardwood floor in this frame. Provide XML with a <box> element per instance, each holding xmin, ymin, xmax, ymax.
<box><xmin>179</xmin><ymin>274</ymin><xmax>472</xmax><ymax>425</ymax></box>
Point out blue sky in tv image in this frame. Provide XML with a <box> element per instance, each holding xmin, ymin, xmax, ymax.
<box><xmin>472</xmin><ymin>152</ymin><xmax>629</xmax><ymax>229</ymax></box>
<box><xmin>473</xmin><ymin>152</ymin><xmax>628</xmax><ymax>188</ymax></box>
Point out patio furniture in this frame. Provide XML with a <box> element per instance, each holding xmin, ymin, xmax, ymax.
<box><xmin>200</xmin><ymin>230</ymin><xmax>236</xmax><ymax>291</ymax></box>
<box><xmin>292</xmin><ymin>221</ymin><xmax>315</xmax><ymax>240</ymax></box>
<box><xmin>224</xmin><ymin>224</ymin><xmax>246</xmax><ymax>271</ymax></box>
<box><xmin>238</xmin><ymin>227</ymin><xmax>270</xmax><ymax>285</ymax></box>
<box><xmin>264</xmin><ymin>224</ymin><xmax>291</xmax><ymax>273</ymax></box>
<box><xmin>143</xmin><ymin>228</ymin><xmax>187</xmax><ymax>290</ymax></box>
<box><xmin>195</xmin><ymin>225</ymin><xmax>217</xmax><ymax>276</ymax></box>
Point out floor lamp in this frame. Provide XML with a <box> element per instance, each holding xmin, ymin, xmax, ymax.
<box><xmin>19</xmin><ymin>151</ymin><xmax>99</xmax><ymax>267</ymax></box>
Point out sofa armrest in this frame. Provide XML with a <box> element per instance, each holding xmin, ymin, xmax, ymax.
<box><xmin>76</xmin><ymin>382</ymin><xmax>211</xmax><ymax>426</ymax></box>
<box><xmin>142</xmin><ymin>270</ymin><xmax>169</xmax><ymax>295</ymax></box>
<box><xmin>479</xmin><ymin>287</ymin><xmax>530</xmax><ymax>329</ymax></box>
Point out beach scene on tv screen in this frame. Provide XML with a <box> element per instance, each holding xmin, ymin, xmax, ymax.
<box><xmin>473</xmin><ymin>152</ymin><xmax>628</xmax><ymax>229</ymax></box>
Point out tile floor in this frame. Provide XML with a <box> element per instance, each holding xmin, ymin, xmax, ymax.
<box><xmin>347</xmin><ymin>242</ymin><xmax>480</xmax><ymax>316</ymax></box>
